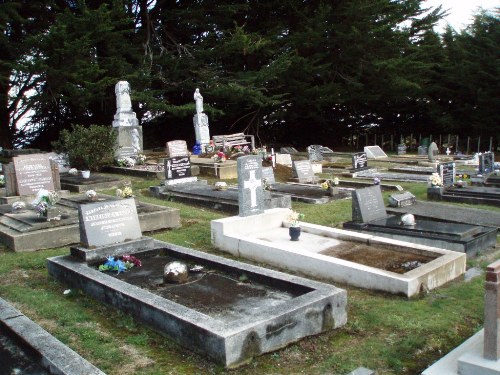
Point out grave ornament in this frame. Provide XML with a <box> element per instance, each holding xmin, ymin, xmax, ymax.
<box><xmin>193</xmin><ymin>88</ymin><xmax>210</xmax><ymax>151</ymax></box>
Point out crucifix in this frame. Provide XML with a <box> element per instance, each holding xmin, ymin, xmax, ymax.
<box><xmin>244</xmin><ymin>170</ymin><xmax>261</xmax><ymax>208</ymax></box>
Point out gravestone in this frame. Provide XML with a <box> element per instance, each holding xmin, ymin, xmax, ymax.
<box><xmin>438</xmin><ymin>162</ymin><xmax>456</xmax><ymax>187</ymax></box>
<box><xmin>428</xmin><ymin>142</ymin><xmax>439</xmax><ymax>162</ymax></box>
<box><xmin>166</xmin><ymin>140</ymin><xmax>189</xmax><ymax>158</ymax></box>
<box><xmin>46</xmin><ymin>152</ymin><xmax>70</xmax><ymax>173</ymax></box>
<box><xmin>237</xmin><ymin>156</ymin><xmax>264</xmax><ymax>217</ymax></box>
<box><xmin>307</xmin><ymin>145</ymin><xmax>323</xmax><ymax>162</ymax></box>
<box><xmin>280</xmin><ymin>146</ymin><xmax>298</xmax><ymax>154</ymax></box>
<box><xmin>397</xmin><ymin>144</ymin><xmax>407</xmax><ymax>155</ymax></box>
<box><xmin>351</xmin><ymin>152</ymin><xmax>368</xmax><ymax>171</ymax></box>
<box><xmin>112</xmin><ymin>81</ymin><xmax>142</xmax><ymax>159</ymax></box>
<box><xmin>418</xmin><ymin>146</ymin><xmax>428</xmax><ymax>155</ymax></box>
<box><xmin>388</xmin><ymin>191</ymin><xmax>416</xmax><ymax>207</ymax></box>
<box><xmin>9</xmin><ymin>154</ymin><xmax>56</xmax><ymax>196</ymax></box>
<box><xmin>78</xmin><ymin>198</ymin><xmax>142</xmax><ymax>247</ymax></box>
<box><xmin>275</xmin><ymin>153</ymin><xmax>293</xmax><ymax>167</ymax></box>
<box><xmin>164</xmin><ymin>156</ymin><xmax>194</xmax><ymax>181</ymax></box>
<box><xmin>479</xmin><ymin>152</ymin><xmax>495</xmax><ymax>174</ymax></box>
<box><xmin>262</xmin><ymin>167</ymin><xmax>276</xmax><ymax>185</ymax></box>
<box><xmin>364</xmin><ymin>146</ymin><xmax>387</xmax><ymax>159</ymax></box>
<box><xmin>351</xmin><ymin>185</ymin><xmax>387</xmax><ymax>223</ymax></box>
<box><xmin>292</xmin><ymin>160</ymin><xmax>317</xmax><ymax>183</ymax></box>
<box><xmin>193</xmin><ymin>88</ymin><xmax>211</xmax><ymax>152</ymax></box>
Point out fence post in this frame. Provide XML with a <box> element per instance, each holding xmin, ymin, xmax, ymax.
<box><xmin>478</xmin><ymin>136</ymin><xmax>481</xmax><ymax>152</ymax></box>
<box><xmin>490</xmin><ymin>137</ymin><xmax>493</xmax><ymax>152</ymax></box>
<box><xmin>467</xmin><ymin>137</ymin><xmax>470</xmax><ymax>154</ymax></box>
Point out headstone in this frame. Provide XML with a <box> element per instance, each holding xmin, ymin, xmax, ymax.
<box><xmin>164</xmin><ymin>156</ymin><xmax>192</xmax><ymax>180</ymax></box>
<box><xmin>351</xmin><ymin>185</ymin><xmax>387</xmax><ymax>223</ymax></box>
<box><xmin>261</xmin><ymin>167</ymin><xmax>276</xmax><ymax>184</ymax></box>
<box><xmin>12</xmin><ymin>154</ymin><xmax>55</xmax><ymax>196</ymax></box>
<box><xmin>292</xmin><ymin>160</ymin><xmax>316</xmax><ymax>183</ymax></box>
<box><xmin>397</xmin><ymin>144</ymin><xmax>407</xmax><ymax>155</ymax></box>
<box><xmin>364</xmin><ymin>146</ymin><xmax>387</xmax><ymax>159</ymax></box>
<box><xmin>352</xmin><ymin>152</ymin><xmax>368</xmax><ymax>170</ymax></box>
<box><xmin>479</xmin><ymin>152</ymin><xmax>495</xmax><ymax>174</ymax></box>
<box><xmin>275</xmin><ymin>153</ymin><xmax>293</xmax><ymax>167</ymax></box>
<box><xmin>320</xmin><ymin>146</ymin><xmax>334</xmax><ymax>154</ymax></box>
<box><xmin>388</xmin><ymin>191</ymin><xmax>416</xmax><ymax>207</ymax></box>
<box><xmin>193</xmin><ymin>88</ymin><xmax>211</xmax><ymax>152</ymax></box>
<box><xmin>46</xmin><ymin>152</ymin><xmax>70</xmax><ymax>173</ymax></box>
<box><xmin>237</xmin><ymin>155</ymin><xmax>264</xmax><ymax>217</ymax></box>
<box><xmin>280</xmin><ymin>146</ymin><xmax>298</xmax><ymax>154</ymax></box>
<box><xmin>112</xmin><ymin>81</ymin><xmax>142</xmax><ymax>159</ymax></box>
<box><xmin>307</xmin><ymin>145</ymin><xmax>323</xmax><ymax>161</ymax></box>
<box><xmin>166</xmin><ymin>140</ymin><xmax>189</xmax><ymax>158</ymax></box>
<box><xmin>438</xmin><ymin>162</ymin><xmax>456</xmax><ymax>187</ymax></box>
<box><xmin>78</xmin><ymin>198</ymin><xmax>142</xmax><ymax>247</ymax></box>
<box><xmin>418</xmin><ymin>146</ymin><xmax>428</xmax><ymax>155</ymax></box>
<box><xmin>428</xmin><ymin>142</ymin><xmax>438</xmax><ymax>162</ymax></box>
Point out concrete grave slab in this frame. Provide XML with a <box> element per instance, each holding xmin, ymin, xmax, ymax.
<box><xmin>211</xmin><ymin>208</ymin><xmax>465</xmax><ymax>297</ymax></box>
<box><xmin>47</xmin><ymin>240</ymin><xmax>347</xmax><ymax>368</ymax></box>
<box><xmin>364</xmin><ymin>146</ymin><xmax>388</xmax><ymax>159</ymax></box>
<box><xmin>59</xmin><ymin>172</ymin><xmax>122</xmax><ymax>193</ymax></box>
<box><xmin>433</xmin><ymin>186</ymin><xmax>500</xmax><ymax>207</ymax></box>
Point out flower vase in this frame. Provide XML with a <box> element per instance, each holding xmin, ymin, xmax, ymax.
<box><xmin>289</xmin><ymin>226</ymin><xmax>301</xmax><ymax>241</ymax></box>
<box><xmin>81</xmin><ymin>170</ymin><xmax>91</xmax><ymax>179</ymax></box>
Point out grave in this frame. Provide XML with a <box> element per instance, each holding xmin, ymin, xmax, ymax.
<box><xmin>351</xmin><ymin>168</ymin><xmax>430</xmax><ymax>183</ymax></box>
<box><xmin>275</xmin><ymin>153</ymin><xmax>293</xmax><ymax>167</ymax></box>
<box><xmin>48</xmin><ymin>239</ymin><xmax>347</xmax><ymax>368</ymax></box>
<box><xmin>343</xmin><ymin>186</ymin><xmax>497</xmax><ymax>255</ymax></box>
<box><xmin>397</xmin><ymin>144</ymin><xmax>407</xmax><ymax>155</ymax></box>
<box><xmin>428</xmin><ymin>142</ymin><xmax>439</xmax><ymax>162</ymax></box>
<box><xmin>479</xmin><ymin>152</ymin><xmax>495</xmax><ymax>174</ymax></box>
<box><xmin>363</xmin><ymin>146</ymin><xmax>388</xmax><ymax>159</ymax></box>
<box><xmin>388</xmin><ymin>191</ymin><xmax>416</xmax><ymax>207</ymax></box>
<box><xmin>350</xmin><ymin>152</ymin><xmax>369</xmax><ymax>172</ymax></box>
<box><xmin>164</xmin><ymin>140</ymin><xmax>197</xmax><ymax>185</ymax></box>
<box><xmin>59</xmin><ymin>172</ymin><xmax>122</xmax><ymax>192</ymax></box>
<box><xmin>307</xmin><ymin>145</ymin><xmax>323</xmax><ymax>162</ymax></box>
<box><xmin>291</xmin><ymin>160</ymin><xmax>319</xmax><ymax>183</ymax></box>
<box><xmin>438</xmin><ymin>162</ymin><xmax>456</xmax><ymax>187</ymax></box>
<box><xmin>423</xmin><ymin>259</ymin><xmax>500</xmax><ymax>375</ymax></box>
<box><xmin>435</xmin><ymin>185</ymin><xmax>500</xmax><ymax>207</ymax></box>
<box><xmin>0</xmin><ymin>298</ymin><xmax>104</xmax><ymax>375</ymax></box>
<box><xmin>0</xmin><ymin>193</ymin><xmax>180</xmax><ymax>252</ymax></box>
<box><xmin>190</xmin><ymin>156</ymin><xmax>238</xmax><ymax>179</ymax></box>
<box><xmin>280</xmin><ymin>146</ymin><xmax>298</xmax><ymax>154</ymax></box>
<box><xmin>211</xmin><ymin>207</ymin><xmax>465</xmax><ymax>297</ymax></box>
<box><xmin>193</xmin><ymin>88</ymin><xmax>211</xmax><ymax>152</ymax></box>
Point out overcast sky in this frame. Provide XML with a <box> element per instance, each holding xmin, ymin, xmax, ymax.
<box><xmin>424</xmin><ymin>0</ymin><xmax>499</xmax><ymax>31</ymax></box>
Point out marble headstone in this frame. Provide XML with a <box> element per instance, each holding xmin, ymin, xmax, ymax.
<box><xmin>307</xmin><ymin>145</ymin><xmax>323</xmax><ymax>162</ymax></box>
<box><xmin>78</xmin><ymin>198</ymin><xmax>142</xmax><ymax>248</ymax></box>
<box><xmin>12</xmin><ymin>154</ymin><xmax>55</xmax><ymax>195</ymax></box>
<box><xmin>293</xmin><ymin>160</ymin><xmax>316</xmax><ymax>183</ymax></box>
<box><xmin>262</xmin><ymin>167</ymin><xmax>276</xmax><ymax>185</ymax></box>
<box><xmin>351</xmin><ymin>185</ymin><xmax>387</xmax><ymax>223</ymax></box>
<box><xmin>112</xmin><ymin>81</ymin><xmax>139</xmax><ymax>127</ymax></box>
<box><xmin>428</xmin><ymin>142</ymin><xmax>438</xmax><ymax>162</ymax></box>
<box><xmin>364</xmin><ymin>146</ymin><xmax>387</xmax><ymax>159</ymax></box>
<box><xmin>166</xmin><ymin>140</ymin><xmax>189</xmax><ymax>158</ymax></box>
<box><xmin>280</xmin><ymin>146</ymin><xmax>298</xmax><ymax>154</ymax></box>
<box><xmin>237</xmin><ymin>156</ymin><xmax>264</xmax><ymax>217</ymax></box>
<box><xmin>275</xmin><ymin>153</ymin><xmax>293</xmax><ymax>167</ymax></box>
<box><xmin>438</xmin><ymin>162</ymin><xmax>456</xmax><ymax>187</ymax></box>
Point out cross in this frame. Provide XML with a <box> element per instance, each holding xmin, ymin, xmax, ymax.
<box><xmin>243</xmin><ymin>170</ymin><xmax>261</xmax><ymax>208</ymax></box>
<box><xmin>166</xmin><ymin>160</ymin><xmax>172</xmax><ymax>179</ymax></box>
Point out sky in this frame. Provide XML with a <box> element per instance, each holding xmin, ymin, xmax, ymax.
<box><xmin>424</xmin><ymin>0</ymin><xmax>499</xmax><ymax>31</ymax></box>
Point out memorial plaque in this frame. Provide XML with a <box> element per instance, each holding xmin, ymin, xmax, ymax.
<box><xmin>397</xmin><ymin>144</ymin><xmax>407</xmax><ymax>155</ymax></box>
<box><xmin>388</xmin><ymin>191</ymin><xmax>416</xmax><ymax>207</ymax></box>
<box><xmin>275</xmin><ymin>153</ymin><xmax>293</xmax><ymax>167</ymax></box>
<box><xmin>418</xmin><ymin>146</ymin><xmax>428</xmax><ymax>155</ymax></box>
<box><xmin>293</xmin><ymin>160</ymin><xmax>315</xmax><ymax>183</ymax></box>
<box><xmin>352</xmin><ymin>185</ymin><xmax>387</xmax><ymax>223</ymax></box>
<box><xmin>166</xmin><ymin>140</ymin><xmax>189</xmax><ymax>158</ymax></box>
<box><xmin>261</xmin><ymin>167</ymin><xmax>276</xmax><ymax>184</ymax></box>
<box><xmin>237</xmin><ymin>156</ymin><xmax>264</xmax><ymax>217</ymax></box>
<box><xmin>479</xmin><ymin>152</ymin><xmax>494</xmax><ymax>174</ymax></box>
<box><xmin>428</xmin><ymin>142</ymin><xmax>438</xmax><ymax>162</ymax></box>
<box><xmin>79</xmin><ymin>198</ymin><xmax>142</xmax><ymax>247</ymax></box>
<box><xmin>364</xmin><ymin>146</ymin><xmax>387</xmax><ymax>159</ymax></box>
<box><xmin>307</xmin><ymin>145</ymin><xmax>323</xmax><ymax>162</ymax></box>
<box><xmin>13</xmin><ymin>154</ymin><xmax>55</xmax><ymax>196</ymax></box>
<box><xmin>438</xmin><ymin>162</ymin><xmax>456</xmax><ymax>187</ymax></box>
<box><xmin>164</xmin><ymin>156</ymin><xmax>192</xmax><ymax>180</ymax></box>
<box><xmin>352</xmin><ymin>152</ymin><xmax>368</xmax><ymax>170</ymax></box>
<box><xmin>280</xmin><ymin>146</ymin><xmax>298</xmax><ymax>154</ymax></box>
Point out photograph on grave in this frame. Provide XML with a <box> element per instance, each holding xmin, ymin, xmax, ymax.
<box><xmin>237</xmin><ymin>155</ymin><xmax>264</xmax><ymax>217</ymax></box>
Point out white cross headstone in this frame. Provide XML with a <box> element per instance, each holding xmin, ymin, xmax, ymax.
<box><xmin>237</xmin><ymin>155</ymin><xmax>264</xmax><ymax>217</ymax></box>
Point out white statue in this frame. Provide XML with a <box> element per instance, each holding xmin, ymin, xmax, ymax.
<box><xmin>194</xmin><ymin>88</ymin><xmax>204</xmax><ymax>114</ymax></box>
<box><xmin>115</xmin><ymin>81</ymin><xmax>132</xmax><ymax>113</ymax></box>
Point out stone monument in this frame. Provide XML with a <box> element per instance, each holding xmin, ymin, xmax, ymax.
<box><xmin>193</xmin><ymin>88</ymin><xmax>211</xmax><ymax>152</ymax></box>
<box><xmin>428</xmin><ymin>142</ymin><xmax>439</xmax><ymax>162</ymax></box>
<box><xmin>237</xmin><ymin>155</ymin><xmax>264</xmax><ymax>217</ymax></box>
<box><xmin>112</xmin><ymin>81</ymin><xmax>142</xmax><ymax>159</ymax></box>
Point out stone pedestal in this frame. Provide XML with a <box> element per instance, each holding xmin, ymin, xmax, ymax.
<box><xmin>114</xmin><ymin>126</ymin><xmax>143</xmax><ymax>159</ymax></box>
<box><xmin>193</xmin><ymin>113</ymin><xmax>210</xmax><ymax>151</ymax></box>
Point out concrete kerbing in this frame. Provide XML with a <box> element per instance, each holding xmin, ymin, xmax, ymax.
<box><xmin>0</xmin><ymin>298</ymin><xmax>105</xmax><ymax>375</ymax></box>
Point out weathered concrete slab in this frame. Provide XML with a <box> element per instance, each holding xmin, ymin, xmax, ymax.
<box><xmin>59</xmin><ymin>173</ymin><xmax>122</xmax><ymax>192</ymax></box>
<box><xmin>268</xmin><ymin>182</ymin><xmax>351</xmax><ymax>204</ymax></box>
<box><xmin>437</xmin><ymin>186</ymin><xmax>500</xmax><ymax>207</ymax></box>
<box><xmin>0</xmin><ymin>298</ymin><xmax>104</xmax><ymax>375</ymax></box>
<box><xmin>352</xmin><ymin>169</ymin><xmax>430</xmax><ymax>183</ymax></box>
<box><xmin>0</xmin><ymin>193</ymin><xmax>180</xmax><ymax>252</ymax></box>
<box><xmin>47</xmin><ymin>240</ymin><xmax>347</xmax><ymax>368</ymax></box>
<box><xmin>211</xmin><ymin>208</ymin><xmax>465</xmax><ymax>297</ymax></box>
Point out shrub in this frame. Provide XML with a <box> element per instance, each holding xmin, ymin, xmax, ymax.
<box><xmin>52</xmin><ymin>124</ymin><xmax>116</xmax><ymax>172</ymax></box>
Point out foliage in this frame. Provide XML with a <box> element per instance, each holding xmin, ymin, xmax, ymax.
<box><xmin>52</xmin><ymin>124</ymin><xmax>116</xmax><ymax>171</ymax></box>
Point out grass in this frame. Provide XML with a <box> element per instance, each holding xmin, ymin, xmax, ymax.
<box><xmin>0</xmin><ymin>172</ymin><xmax>499</xmax><ymax>374</ymax></box>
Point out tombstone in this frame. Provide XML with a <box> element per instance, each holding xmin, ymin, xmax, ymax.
<box><xmin>46</xmin><ymin>152</ymin><xmax>70</xmax><ymax>173</ymax></box>
<box><xmin>438</xmin><ymin>162</ymin><xmax>456</xmax><ymax>187</ymax></box>
<box><xmin>388</xmin><ymin>191</ymin><xmax>416</xmax><ymax>207</ymax></box>
<box><xmin>193</xmin><ymin>88</ymin><xmax>211</xmax><ymax>152</ymax></box>
<box><xmin>164</xmin><ymin>156</ymin><xmax>197</xmax><ymax>185</ymax></box>
<box><xmin>479</xmin><ymin>152</ymin><xmax>495</xmax><ymax>174</ymax></box>
<box><xmin>78</xmin><ymin>198</ymin><xmax>142</xmax><ymax>248</ymax></box>
<box><xmin>5</xmin><ymin>154</ymin><xmax>59</xmax><ymax>197</ymax></box>
<box><xmin>397</xmin><ymin>144</ymin><xmax>407</xmax><ymax>155</ymax></box>
<box><xmin>237</xmin><ymin>155</ymin><xmax>264</xmax><ymax>217</ymax></box>
<box><xmin>262</xmin><ymin>167</ymin><xmax>276</xmax><ymax>185</ymax></box>
<box><xmin>166</xmin><ymin>140</ymin><xmax>189</xmax><ymax>158</ymax></box>
<box><xmin>428</xmin><ymin>142</ymin><xmax>439</xmax><ymax>162</ymax></box>
<box><xmin>292</xmin><ymin>160</ymin><xmax>318</xmax><ymax>183</ymax></box>
<box><xmin>351</xmin><ymin>152</ymin><xmax>368</xmax><ymax>171</ymax></box>
<box><xmin>112</xmin><ymin>81</ymin><xmax>142</xmax><ymax>159</ymax></box>
<box><xmin>307</xmin><ymin>145</ymin><xmax>323</xmax><ymax>162</ymax></box>
<box><xmin>364</xmin><ymin>146</ymin><xmax>387</xmax><ymax>159</ymax></box>
<box><xmin>418</xmin><ymin>146</ymin><xmax>428</xmax><ymax>156</ymax></box>
<box><xmin>351</xmin><ymin>185</ymin><xmax>387</xmax><ymax>223</ymax></box>
<box><xmin>275</xmin><ymin>153</ymin><xmax>293</xmax><ymax>167</ymax></box>
<box><xmin>280</xmin><ymin>146</ymin><xmax>298</xmax><ymax>154</ymax></box>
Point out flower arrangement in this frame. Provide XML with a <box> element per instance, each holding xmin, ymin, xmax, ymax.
<box><xmin>429</xmin><ymin>173</ymin><xmax>443</xmax><ymax>187</ymax></box>
<box><xmin>86</xmin><ymin>189</ymin><xmax>97</xmax><ymax>200</ymax></box>
<box><xmin>31</xmin><ymin>189</ymin><xmax>59</xmax><ymax>216</ymax></box>
<box><xmin>373</xmin><ymin>177</ymin><xmax>381</xmax><ymax>185</ymax></box>
<box><xmin>321</xmin><ymin>177</ymin><xmax>339</xmax><ymax>189</ymax></box>
<box><xmin>135</xmin><ymin>154</ymin><xmax>147</xmax><ymax>165</ymax></box>
<box><xmin>116</xmin><ymin>157</ymin><xmax>136</xmax><ymax>168</ymax></box>
<box><xmin>12</xmin><ymin>201</ymin><xmax>26</xmax><ymax>212</ymax></box>
<box><xmin>287</xmin><ymin>210</ymin><xmax>305</xmax><ymax>227</ymax></box>
<box><xmin>98</xmin><ymin>255</ymin><xmax>141</xmax><ymax>274</ymax></box>
<box><xmin>212</xmin><ymin>151</ymin><xmax>226</xmax><ymax>162</ymax></box>
<box><xmin>68</xmin><ymin>168</ymin><xmax>78</xmax><ymax>176</ymax></box>
<box><xmin>0</xmin><ymin>175</ymin><xmax>4</xmax><ymax>187</ymax></box>
<box><xmin>116</xmin><ymin>186</ymin><xmax>134</xmax><ymax>198</ymax></box>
